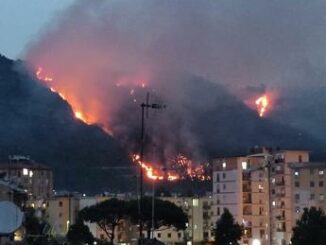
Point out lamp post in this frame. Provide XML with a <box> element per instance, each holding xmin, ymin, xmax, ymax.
<box><xmin>138</xmin><ymin>92</ymin><xmax>166</xmax><ymax>243</ymax></box>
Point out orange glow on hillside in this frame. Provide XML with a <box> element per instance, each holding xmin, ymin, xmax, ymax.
<box><xmin>36</xmin><ymin>66</ymin><xmax>96</xmax><ymax>126</ymax></box>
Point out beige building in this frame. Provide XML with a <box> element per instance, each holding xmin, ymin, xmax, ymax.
<box><xmin>288</xmin><ymin>162</ymin><xmax>326</xmax><ymax>225</ymax></box>
<box><xmin>212</xmin><ymin>154</ymin><xmax>270</xmax><ymax>245</ymax></box>
<box><xmin>157</xmin><ymin>195</ymin><xmax>214</xmax><ymax>245</ymax></box>
<box><xmin>212</xmin><ymin>148</ymin><xmax>318</xmax><ymax>245</ymax></box>
<box><xmin>0</xmin><ymin>155</ymin><xmax>53</xmax><ymax>201</ymax></box>
<box><xmin>45</xmin><ymin>194</ymin><xmax>214</xmax><ymax>245</ymax></box>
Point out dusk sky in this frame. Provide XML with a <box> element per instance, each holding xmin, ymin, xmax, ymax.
<box><xmin>0</xmin><ymin>0</ymin><xmax>74</xmax><ymax>59</ymax></box>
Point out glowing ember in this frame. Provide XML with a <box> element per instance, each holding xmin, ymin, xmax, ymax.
<box><xmin>255</xmin><ymin>95</ymin><xmax>269</xmax><ymax>117</ymax></box>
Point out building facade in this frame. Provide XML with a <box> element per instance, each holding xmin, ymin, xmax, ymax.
<box><xmin>212</xmin><ymin>148</ymin><xmax>322</xmax><ymax>245</ymax></box>
<box><xmin>0</xmin><ymin>155</ymin><xmax>53</xmax><ymax>201</ymax></box>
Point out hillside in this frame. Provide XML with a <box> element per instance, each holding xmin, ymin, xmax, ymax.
<box><xmin>0</xmin><ymin>54</ymin><xmax>324</xmax><ymax>193</ymax></box>
<box><xmin>0</xmin><ymin>54</ymin><xmax>132</xmax><ymax>193</ymax></box>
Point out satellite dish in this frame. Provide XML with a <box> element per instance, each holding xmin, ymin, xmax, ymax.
<box><xmin>0</xmin><ymin>201</ymin><xmax>23</xmax><ymax>235</ymax></box>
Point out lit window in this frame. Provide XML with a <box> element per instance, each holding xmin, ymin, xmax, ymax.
<box><xmin>319</xmin><ymin>170</ymin><xmax>324</xmax><ymax>176</ymax></box>
<box><xmin>272</xmin><ymin>201</ymin><xmax>276</xmax><ymax>207</ymax></box>
<box><xmin>29</xmin><ymin>171</ymin><xmax>33</xmax><ymax>178</ymax></box>
<box><xmin>192</xmin><ymin>199</ymin><xmax>199</xmax><ymax>207</ymax></box>
<box><xmin>222</xmin><ymin>162</ymin><xmax>226</xmax><ymax>169</ymax></box>
<box><xmin>23</xmin><ymin>168</ymin><xmax>28</xmax><ymax>176</ymax></box>
<box><xmin>320</xmin><ymin>194</ymin><xmax>325</xmax><ymax>201</ymax></box>
<box><xmin>242</xmin><ymin>161</ymin><xmax>247</xmax><ymax>170</ymax></box>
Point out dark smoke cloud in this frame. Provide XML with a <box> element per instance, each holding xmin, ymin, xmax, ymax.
<box><xmin>23</xmin><ymin>0</ymin><xmax>326</xmax><ymax>161</ymax></box>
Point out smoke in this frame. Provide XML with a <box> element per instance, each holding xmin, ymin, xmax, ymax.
<box><xmin>23</xmin><ymin>0</ymin><xmax>326</xmax><ymax>161</ymax></box>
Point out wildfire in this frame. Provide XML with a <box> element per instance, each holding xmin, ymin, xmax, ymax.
<box><xmin>35</xmin><ymin>66</ymin><xmax>91</xmax><ymax>125</ymax></box>
<box><xmin>255</xmin><ymin>95</ymin><xmax>269</xmax><ymax>117</ymax></box>
<box><xmin>132</xmin><ymin>154</ymin><xmax>210</xmax><ymax>182</ymax></box>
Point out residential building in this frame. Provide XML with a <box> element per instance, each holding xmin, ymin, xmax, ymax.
<box><xmin>212</xmin><ymin>148</ymin><xmax>314</xmax><ymax>245</ymax></box>
<box><xmin>212</xmin><ymin>154</ymin><xmax>270</xmax><ymax>245</ymax></box>
<box><xmin>0</xmin><ymin>155</ymin><xmax>53</xmax><ymax>201</ymax></box>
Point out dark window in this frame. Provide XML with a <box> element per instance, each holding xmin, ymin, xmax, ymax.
<box><xmin>217</xmin><ymin>207</ymin><xmax>220</xmax><ymax>215</ymax></box>
<box><xmin>295</xmin><ymin>181</ymin><xmax>300</xmax><ymax>188</ymax></box>
<box><xmin>59</xmin><ymin>201</ymin><xmax>63</xmax><ymax>207</ymax></box>
<box><xmin>167</xmin><ymin>233</ymin><xmax>171</xmax><ymax>238</ymax></box>
<box><xmin>298</xmin><ymin>155</ymin><xmax>302</xmax><ymax>162</ymax></box>
<box><xmin>157</xmin><ymin>233</ymin><xmax>161</xmax><ymax>238</ymax></box>
<box><xmin>178</xmin><ymin>232</ymin><xmax>182</xmax><ymax>238</ymax></box>
<box><xmin>310</xmin><ymin>181</ymin><xmax>315</xmax><ymax>187</ymax></box>
<box><xmin>319</xmin><ymin>181</ymin><xmax>324</xmax><ymax>187</ymax></box>
<box><xmin>222</xmin><ymin>173</ymin><xmax>226</xmax><ymax>179</ymax></box>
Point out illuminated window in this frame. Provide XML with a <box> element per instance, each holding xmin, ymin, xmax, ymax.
<box><xmin>319</xmin><ymin>170</ymin><xmax>324</xmax><ymax>176</ymax></box>
<box><xmin>222</xmin><ymin>162</ymin><xmax>226</xmax><ymax>169</ymax></box>
<box><xmin>192</xmin><ymin>199</ymin><xmax>199</xmax><ymax>207</ymax></box>
<box><xmin>23</xmin><ymin>168</ymin><xmax>28</xmax><ymax>176</ymax></box>
<box><xmin>320</xmin><ymin>194</ymin><xmax>325</xmax><ymax>202</ymax></box>
<box><xmin>29</xmin><ymin>171</ymin><xmax>33</xmax><ymax>177</ymax></box>
<box><xmin>242</xmin><ymin>161</ymin><xmax>247</xmax><ymax>170</ymax></box>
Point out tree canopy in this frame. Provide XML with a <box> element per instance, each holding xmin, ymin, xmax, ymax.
<box><xmin>291</xmin><ymin>207</ymin><xmax>326</xmax><ymax>245</ymax></box>
<box><xmin>66</xmin><ymin>218</ymin><xmax>94</xmax><ymax>245</ymax></box>
<box><xmin>213</xmin><ymin>208</ymin><xmax>243</xmax><ymax>245</ymax></box>
<box><xmin>80</xmin><ymin>198</ymin><xmax>128</xmax><ymax>244</ymax></box>
<box><xmin>127</xmin><ymin>197</ymin><xmax>188</xmax><ymax>238</ymax></box>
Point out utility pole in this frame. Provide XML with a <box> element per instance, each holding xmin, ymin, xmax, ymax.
<box><xmin>139</xmin><ymin>92</ymin><xmax>166</xmax><ymax>244</ymax></box>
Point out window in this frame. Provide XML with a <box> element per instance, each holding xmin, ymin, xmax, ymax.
<box><xmin>217</xmin><ymin>207</ymin><xmax>220</xmax><ymax>215</ymax></box>
<box><xmin>167</xmin><ymin>233</ymin><xmax>171</xmax><ymax>238</ymax></box>
<box><xmin>223</xmin><ymin>184</ymin><xmax>226</xmax><ymax>190</ymax></box>
<box><xmin>310</xmin><ymin>181</ymin><xmax>315</xmax><ymax>187</ymax></box>
<box><xmin>310</xmin><ymin>194</ymin><xmax>315</xmax><ymax>200</ymax></box>
<box><xmin>310</xmin><ymin>169</ymin><xmax>315</xmax><ymax>175</ymax></box>
<box><xmin>58</xmin><ymin>212</ymin><xmax>62</xmax><ymax>217</ymax></box>
<box><xmin>295</xmin><ymin>194</ymin><xmax>300</xmax><ymax>201</ymax></box>
<box><xmin>222</xmin><ymin>173</ymin><xmax>226</xmax><ymax>179</ymax></box>
<box><xmin>320</xmin><ymin>194</ymin><xmax>325</xmax><ymax>202</ymax></box>
<box><xmin>298</xmin><ymin>155</ymin><xmax>302</xmax><ymax>162</ymax></box>
<box><xmin>242</xmin><ymin>161</ymin><xmax>247</xmax><ymax>170</ymax></box>
<box><xmin>319</xmin><ymin>170</ymin><xmax>324</xmax><ymax>176</ymax></box>
<box><xmin>59</xmin><ymin>201</ymin><xmax>63</xmax><ymax>207</ymax></box>
<box><xmin>319</xmin><ymin>181</ymin><xmax>324</xmax><ymax>187</ymax></box>
<box><xmin>23</xmin><ymin>168</ymin><xmax>29</xmax><ymax>176</ymax></box>
<box><xmin>222</xmin><ymin>162</ymin><xmax>226</xmax><ymax>169</ymax></box>
<box><xmin>157</xmin><ymin>233</ymin><xmax>161</xmax><ymax>238</ymax></box>
<box><xmin>295</xmin><ymin>181</ymin><xmax>300</xmax><ymax>188</ymax></box>
<box><xmin>178</xmin><ymin>232</ymin><xmax>182</xmax><ymax>239</ymax></box>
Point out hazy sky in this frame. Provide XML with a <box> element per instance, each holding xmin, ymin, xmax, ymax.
<box><xmin>0</xmin><ymin>0</ymin><xmax>74</xmax><ymax>59</ymax></box>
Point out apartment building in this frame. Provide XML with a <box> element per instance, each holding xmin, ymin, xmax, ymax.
<box><xmin>0</xmin><ymin>155</ymin><xmax>53</xmax><ymax>201</ymax></box>
<box><xmin>288</xmin><ymin>162</ymin><xmax>326</xmax><ymax>225</ymax></box>
<box><xmin>45</xmin><ymin>193</ymin><xmax>213</xmax><ymax>245</ymax></box>
<box><xmin>158</xmin><ymin>195</ymin><xmax>214</xmax><ymax>245</ymax></box>
<box><xmin>212</xmin><ymin>154</ymin><xmax>270</xmax><ymax>245</ymax></box>
<box><xmin>212</xmin><ymin>148</ymin><xmax>314</xmax><ymax>245</ymax></box>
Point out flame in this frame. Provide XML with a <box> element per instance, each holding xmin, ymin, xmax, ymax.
<box><xmin>132</xmin><ymin>154</ymin><xmax>210</xmax><ymax>182</ymax></box>
<box><xmin>36</xmin><ymin>66</ymin><xmax>93</xmax><ymax>126</ymax></box>
<box><xmin>255</xmin><ymin>95</ymin><xmax>269</xmax><ymax>117</ymax></box>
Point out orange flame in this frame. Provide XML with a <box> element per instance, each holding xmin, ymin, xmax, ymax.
<box><xmin>255</xmin><ymin>95</ymin><xmax>269</xmax><ymax>117</ymax></box>
<box><xmin>36</xmin><ymin>66</ymin><xmax>92</xmax><ymax>125</ymax></box>
<box><xmin>132</xmin><ymin>154</ymin><xmax>210</xmax><ymax>182</ymax></box>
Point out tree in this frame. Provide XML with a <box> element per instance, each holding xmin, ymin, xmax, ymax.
<box><xmin>213</xmin><ymin>208</ymin><xmax>243</xmax><ymax>245</ymax></box>
<box><xmin>291</xmin><ymin>207</ymin><xmax>326</xmax><ymax>245</ymax></box>
<box><xmin>66</xmin><ymin>219</ymin><xmax>94</xmax><ymax>245</ymax></box>
<box><xmin>127</xmin><ymin>197</ymin><xmax>188</xmax><ymax>238</ymax></box>
<box><xmin>80</xmin><ymin>198</ymin><xmax>128</xmax><ymax>244</ymax></box>
<box><xmin>24</xmin><ymin>208</ymin><xmax>51</xmax><ymax>245</ymax></box>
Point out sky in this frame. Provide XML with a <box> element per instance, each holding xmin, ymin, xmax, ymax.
<box><xmin>0</xmin><ymin>0</ymin><xmax>74</xmax><ymax>59</ymax></box>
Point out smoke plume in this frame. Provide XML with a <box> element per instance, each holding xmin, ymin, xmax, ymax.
<box><xmin>24</xmin><ymin>0</ymin><xmax>326</xmax><ymax>162</ymax></box>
